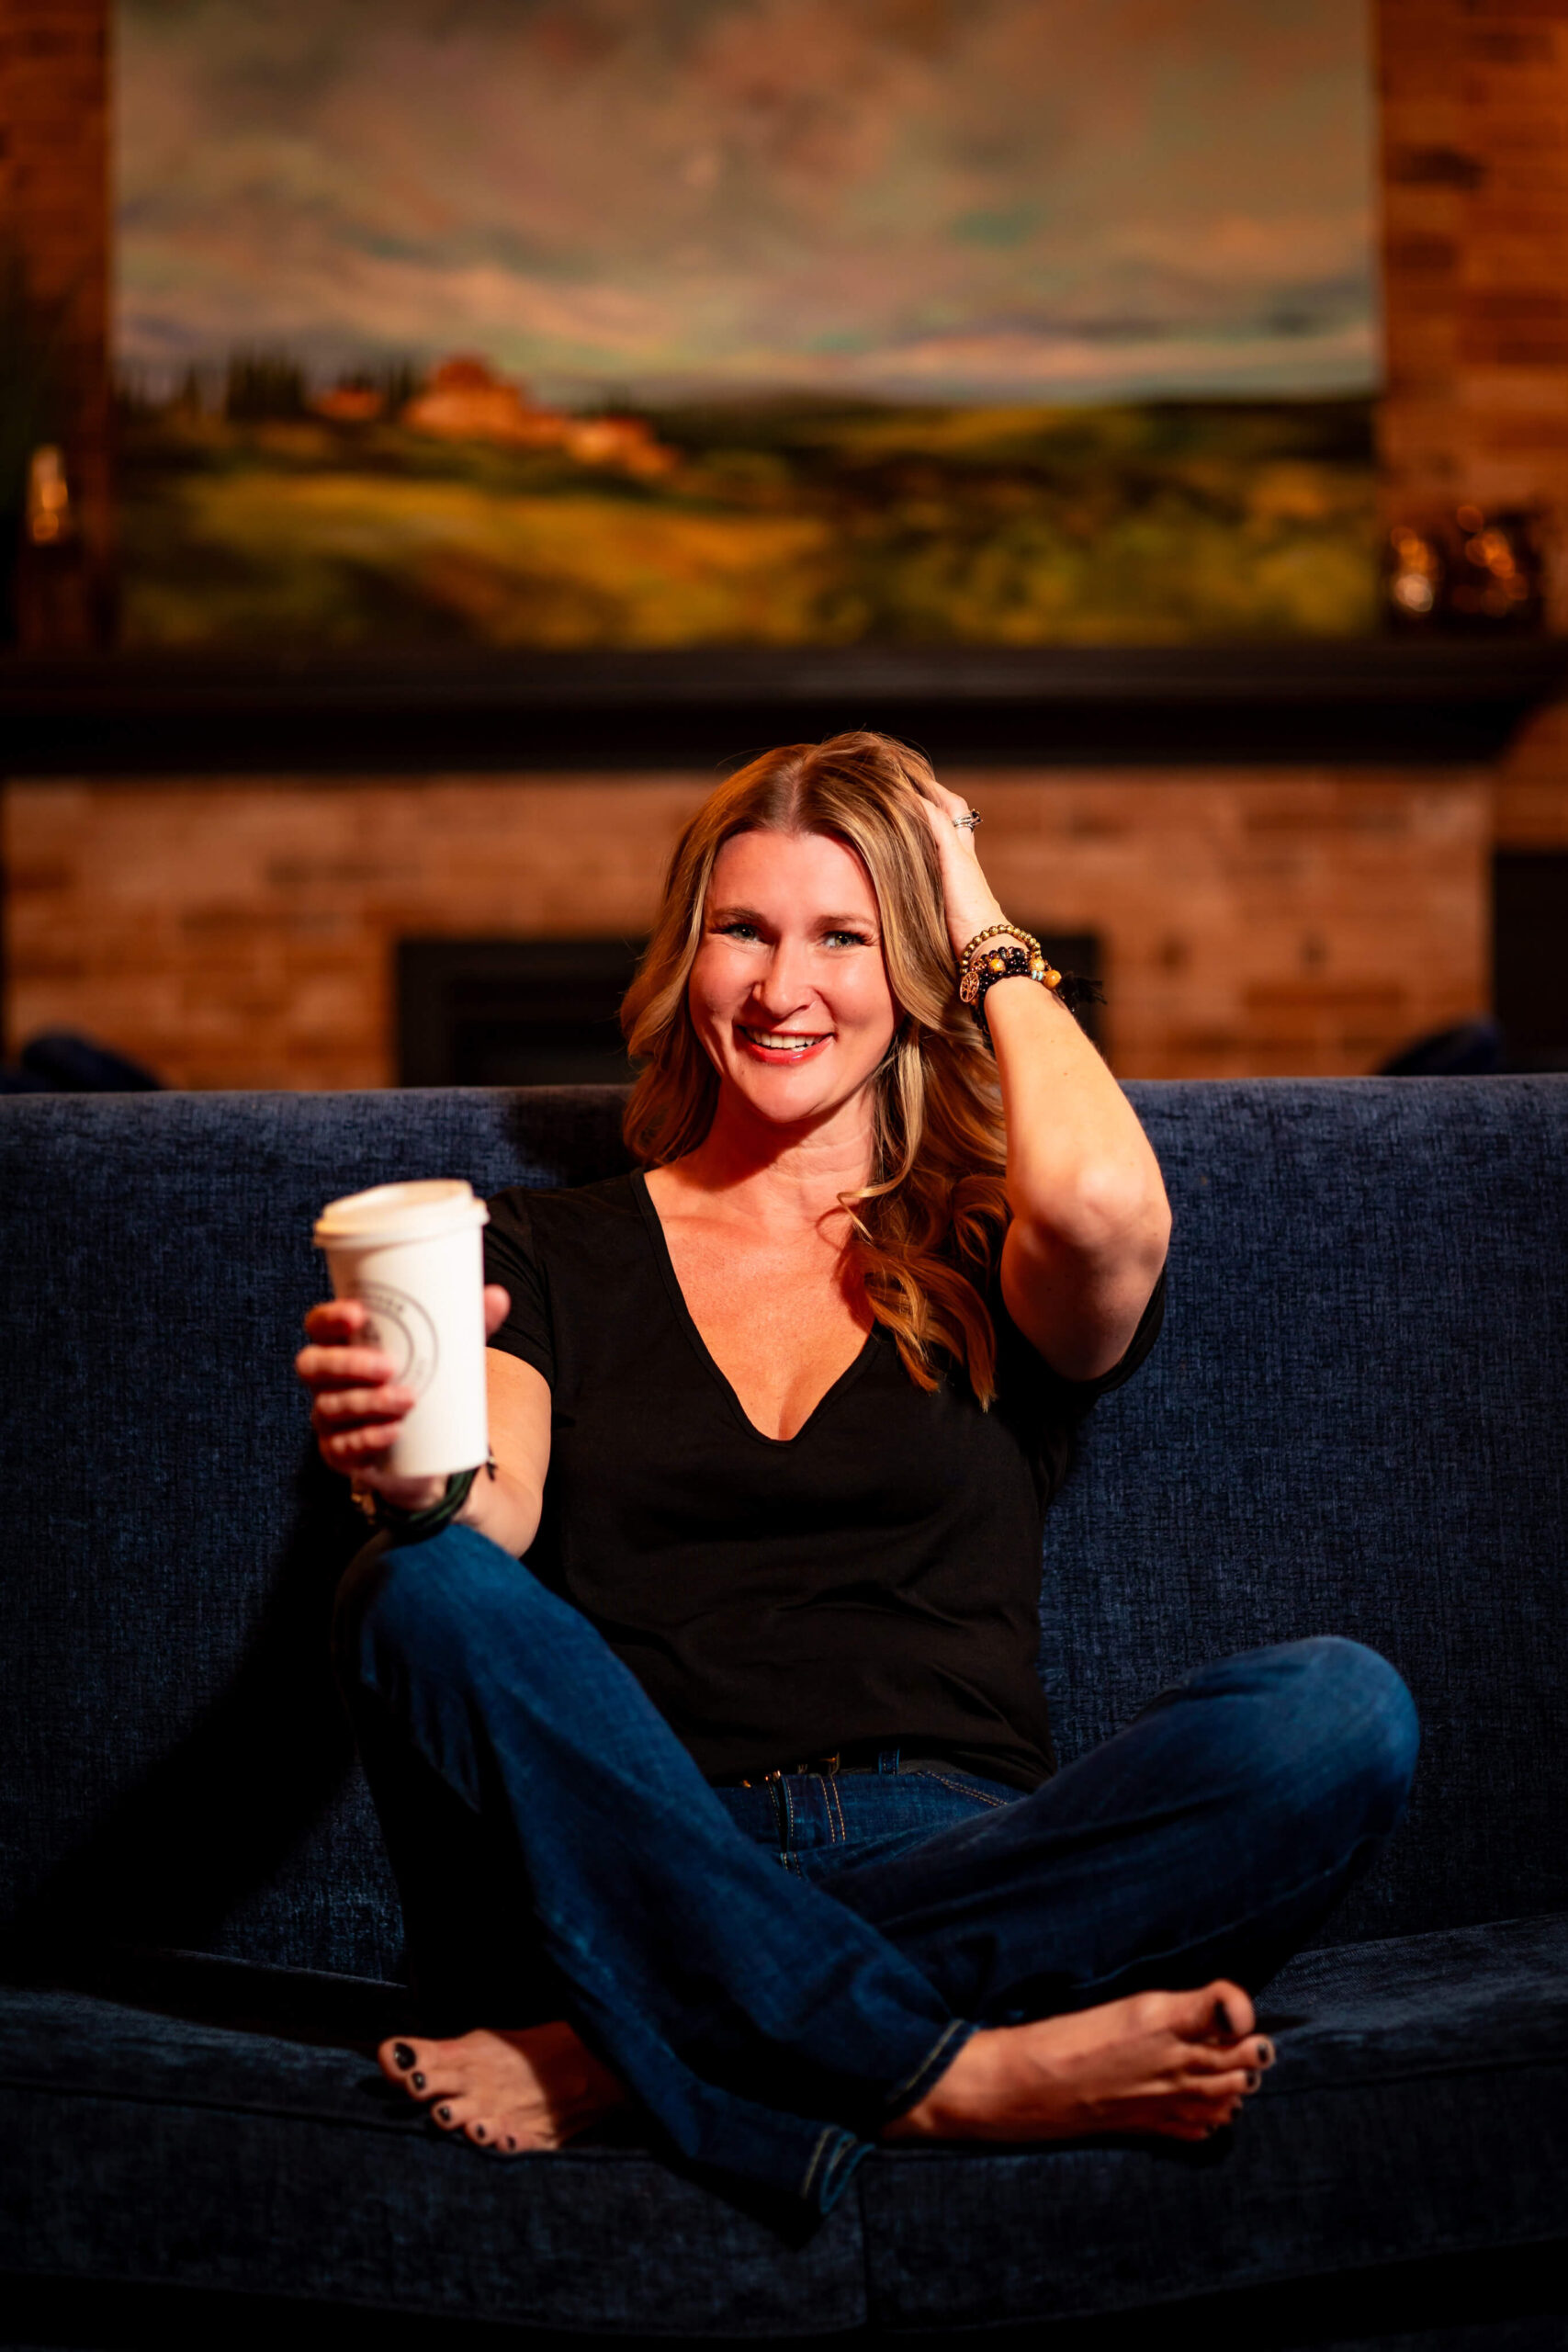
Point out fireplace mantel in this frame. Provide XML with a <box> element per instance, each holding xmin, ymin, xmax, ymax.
<box><xmin>2</xmin><ymin>640</ymin><xmax>1564</xmax><ymax>775</ymax></box>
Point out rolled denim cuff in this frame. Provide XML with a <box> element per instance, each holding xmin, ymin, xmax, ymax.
<box><xmin>881</xmin><ymin>2014</ymin><xmax>977</xmax><ymax>2122</ymax></box>
<box><xmin>802</xmin><ymin>2123</ymin><xmax>870</xmax><ymax>2214</ymax></box>
<box><xmin>763</xmin><ymin>2017</ymin><xmax>983</xmax><ymax>2211</ymax></box>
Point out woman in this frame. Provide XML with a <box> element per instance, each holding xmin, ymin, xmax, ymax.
<box><xmin>298</xmin><ymin>732</ymin><xmax>1416</xmax><ymax>2211</ymax></box>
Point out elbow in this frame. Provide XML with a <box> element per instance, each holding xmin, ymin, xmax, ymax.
<box><xmin>468</xmin><ymin>1473</ymin><xmax>544</xmax><ymax>1562</ymax></box>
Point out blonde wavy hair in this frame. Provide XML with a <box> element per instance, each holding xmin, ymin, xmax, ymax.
<box><xmin>621</xmin><ymin>731</ymin><xmax>1012</xmax><ymax>1404</ymax></box>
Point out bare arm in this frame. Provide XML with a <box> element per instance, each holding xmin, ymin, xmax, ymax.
<box><xmin>986</xmin><ymin>978</ymin><xmax>1169</xmax><ymax>1381</ymax></box>
<box><xmin>474</xmin><ymin>1346</ymin><xmax>552</xmax><ymax>1555</ymax></box>
<box><xmin>909</xmin><ymin>782</ymin><xmax>1171</xmax><ymax>1383</ymax></box>
<box><xmin>298</xmin><ymin>1286</ymin><xmax>552</xmax><ymax>1555</ymax></box>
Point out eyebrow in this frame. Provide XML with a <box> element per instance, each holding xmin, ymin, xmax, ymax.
<box><xmin>707</xmin><ymin>904</ymin><xmax>878</xmax><ymax>930</ymax></box>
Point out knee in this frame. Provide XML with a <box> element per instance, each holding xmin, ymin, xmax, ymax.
<box><xmin>1276</xmin><ymin>1636</ymin><xmax>1419</xmax><ymax>1828</ymax></box>
<box><xmin>333</xmin><ymin>1522</ymin><xmax>532</xmax><ymax>1689</ymax></box>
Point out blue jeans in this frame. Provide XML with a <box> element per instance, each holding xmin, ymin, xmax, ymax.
<box><xmin>333</xmin><ymin>1524</ymin><xmax>1418</xmax><ymax>2211</ymax></box>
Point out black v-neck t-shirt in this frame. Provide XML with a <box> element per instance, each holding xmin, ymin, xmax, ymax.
<box><xmin>483</xmin><ymin>1171</ymin><xmax>1164</xmax><ymax>1792</ymax></box>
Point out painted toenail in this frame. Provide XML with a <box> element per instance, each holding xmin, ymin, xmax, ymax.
<box><xmin>412</xmin><ymin>2072</ymin><xmax>425</xmax><ymax>2090</ymax></box>
<box><xmin>1246</xmin><ymin>2070</ymin><xmax>1261</xmax><ymax>2090</ymax></box>
<box><xmin>1212</xmin><ymin>2000</ymin><xmax>1235</xmax><ymax>2039</ymax></box>
<box><xmin>1257</xmin><ymin>2039</ymin><xmax>1276</xmax><ymax>2067</ymax></box>
<box><xmin>392</xmin><ymin>2042</ymin><xmax>416</xmax><ymax>2070</ymax></box>
<box><xmin>474</xmin><ymin>2124</ymin><xmax>486</xmax><ymax>2140</ymax></box>
<box><xmin>505</xmin><ymin>2135</ymin><xmax>517</xmax><ymax>2150</ymax></box>
<box><xmin>436</xmin><ymin>2105</ymin><xmax>452</xmax><ymax>2123</ymax></box>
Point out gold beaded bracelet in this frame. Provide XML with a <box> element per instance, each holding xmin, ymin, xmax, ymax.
<box><xmin>956</xmin><ymin>921</ymin><xmax>1028</xmax><ymax>969</ymax></box>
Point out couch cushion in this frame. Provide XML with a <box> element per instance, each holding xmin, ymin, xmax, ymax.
<box><xmin>0</xmin><ymin>1979</ymin><xmax>864</xmax><ymax>2336</ymax></box>
<box><xmin>3</xmin><ymin>1080</ymin><xmax>1566</xmax><ymax>1976</ymax></box>
<box><xmin>3</xmin><ymin>1917</ymin><xmax>1562</xmax><ymax>2335</ymax></box>
<box><xmin>859</xmin><ymin>1913</ymin><xmax>1568</xmax><ymax>2334</ymax></box>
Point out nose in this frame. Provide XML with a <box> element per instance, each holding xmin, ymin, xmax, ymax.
<box><xmin>752</xmin><ymin>937</ymin><xmax>815</xmax><ymax>1022</ymax></box>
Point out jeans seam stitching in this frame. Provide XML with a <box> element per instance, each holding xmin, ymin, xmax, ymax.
<box><xmin>914</xmin><ymin>1769</ymin><xmax>1009</xmax><ymax>1808</ymax></box>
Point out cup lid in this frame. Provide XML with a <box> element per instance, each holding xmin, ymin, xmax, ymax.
<box><xmin>314</xmin><ymin>1178</ymin><xmax>489</xmax><ymax>1247</ymax></box>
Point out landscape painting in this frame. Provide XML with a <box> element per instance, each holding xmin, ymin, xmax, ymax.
<box><xmin>116</xmin><ymin>0</ymin><xmax>1381</xmax><ymax>650</ymax></box>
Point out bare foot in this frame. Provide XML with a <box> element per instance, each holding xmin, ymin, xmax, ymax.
<box><xmin>884</xmin><ymin>1980</ymin><xmax>1274</xmax><ymax>2146</ymax></box>
<box><xmin>379</xmin><ymin>2021</ymin><xmax>629</xmax><ymax>2156</ymax></box>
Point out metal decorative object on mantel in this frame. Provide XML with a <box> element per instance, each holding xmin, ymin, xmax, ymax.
<box><xmin>1385</xmin><ymin>507</ymin><xmax>1546</xmax><ymax>634</ymax></box>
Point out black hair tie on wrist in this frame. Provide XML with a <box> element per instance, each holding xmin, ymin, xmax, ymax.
<box><xmin>368</xmin><ymin>1459</ymin><xmax>491</xmax><ymax>1543</ymax></box>
<box><xmin>1055</xmin><ymin>973</ymin><xmax>1105</xmax><ymax>1019</ymax></box>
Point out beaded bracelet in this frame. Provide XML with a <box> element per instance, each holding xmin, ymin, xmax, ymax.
<box><xmin>956</xmin><ymin>921</ymin><xmax>1044</xmax><ymax>987</ymax></box>
<box><xmin>957</xmin><ymin>923</ymin><xmax>1061</xmax><ymax>1010</ymax></box>
<box><xmin>968</xmin><ymin>941</ymin><xmax>1065</xmax><ymax>1040</ymax></box>
<box><xmin>955</xmin><ymin>920</ymin><xmax>1029</xmax><ymax>971</ymax></box>
<box><xmin>956</xmin><ymin>924</ymin><xmax>1106</xmax><ymax>1041</ymax></box>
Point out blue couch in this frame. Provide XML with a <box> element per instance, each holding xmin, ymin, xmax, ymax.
<box><xmin>3</xmin><ymin>1081</ymin><xmax>1565</xmax><ymax>2348</ymax></box>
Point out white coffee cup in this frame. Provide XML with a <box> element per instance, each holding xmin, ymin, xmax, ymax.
<box><xmin>313</xmin><ymin>1179</ymin><xmax>491</xmax><ymax>1480</ymax></box>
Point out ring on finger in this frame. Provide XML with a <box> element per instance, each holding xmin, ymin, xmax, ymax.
<box><xmin>953</xmin><ymin>808</ymin><xmax>981</xmax><ymax>831</ymax></box>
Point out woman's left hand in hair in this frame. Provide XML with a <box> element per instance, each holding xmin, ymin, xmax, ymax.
<box><xmin>907</xmin><ymin>774</ymin><xmax>1010</xmax><ymax>957</ymax></box>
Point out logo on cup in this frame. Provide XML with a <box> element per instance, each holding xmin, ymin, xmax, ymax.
<box><xmin>358</xmin><ymin>1282</ymin><xmax>440</xmax><ymax>1399</ymax></box>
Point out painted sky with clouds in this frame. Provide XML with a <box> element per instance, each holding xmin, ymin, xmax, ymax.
<box><xmin>117</xmin><ymin>0</ymin><xmax>1378</xmax><ymax>404</ymax></box>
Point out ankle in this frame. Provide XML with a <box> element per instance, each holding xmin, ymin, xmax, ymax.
<box><xmin>886</xmin><ymin>2026</ymin><xmax>1001</xmax><ymax>2140</ymax></box>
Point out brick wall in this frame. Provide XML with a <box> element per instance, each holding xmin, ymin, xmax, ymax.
<box><xmin>1377</xmin><ymin>0</ymin><xmax>1568</xmax><ymax>622</ymax></box>
<box><xmin>3</xmin><ymin>769</ymin><xmax>1490</xmax><ymax>1088</ymax></box>
<box><xmin>0</xmin><ymin>0</ymin><xmax>113</xmax><ymax>645</ymax></box>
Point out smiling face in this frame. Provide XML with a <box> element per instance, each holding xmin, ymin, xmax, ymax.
<box><xmin>687</xmin><ymin>827</ymin><xmax>898</xmax><ymax>1133</ymax></box>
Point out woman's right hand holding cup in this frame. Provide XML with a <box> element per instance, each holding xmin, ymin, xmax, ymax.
<box><xmin>297</xmin><ymin>1297</ymin><xmax>444</xmax><ymax>1513</ymax></box>
<box><xmin>297</xmin><ymin>1284</ymin><xmax>513</xmax><ymax>1515</ymax></box>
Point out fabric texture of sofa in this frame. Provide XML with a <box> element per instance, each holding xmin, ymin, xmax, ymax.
<box><xmin>2</xmin><ymin>1079</ymin><xmax>1564</xmax><ymax>2347</ymax></box>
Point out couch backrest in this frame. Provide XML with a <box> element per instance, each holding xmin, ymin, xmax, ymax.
<box><xmin>3</xmin><ymin>1080</ymin><xmax>1564</xmax><ymax>1983</ymax></box>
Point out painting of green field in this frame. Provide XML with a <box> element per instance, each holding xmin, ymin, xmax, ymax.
<box><xmin>119</xmin><ymin>391</ymin><xmax>1378</xmax><ymax>650</ymax></box>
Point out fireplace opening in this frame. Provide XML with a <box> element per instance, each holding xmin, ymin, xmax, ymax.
<box><xmin>1494</xmin><ymin>852</ymin><xmax>1568</xmax><ymax>1071</ymax></box>
<box><xmin>399</xmin><ymin>938</ymin><xmax>646</xmax><ymax>1088</ymax></box>
<box><xmin>397</xmin><ymin>931</ymin><xmax>1101</xmax><ymax>1089</ymax></box>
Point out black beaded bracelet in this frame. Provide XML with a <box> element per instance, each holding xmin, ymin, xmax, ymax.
<box><xmin>972</xmin><ymin>941</ymin><xmax>1045</xmax><ymax>1040</ymax></box>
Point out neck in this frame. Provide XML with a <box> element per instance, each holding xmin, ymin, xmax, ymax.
<box><xmin>673</xmin><ymin>1083</ymin><xmax>876</xmax><ymax>1232</ymax></box>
